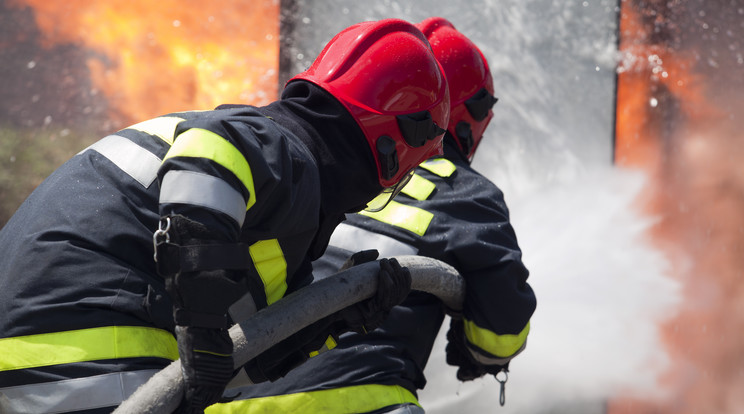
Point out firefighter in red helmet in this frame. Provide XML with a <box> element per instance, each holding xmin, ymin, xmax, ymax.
<box><xmin>420</xmin><ymin>17</ymin><xmax>497</xmax><ymax>161</ymax></box>
<box><xmin>0</xmin><ymin>19</ymin><xmax>449</xmax><ymax>413</ymax></box>
<box><xmin>217</xmin><ymin>17</ymin><xmax>535</xmax><ymax>414</ymax></box>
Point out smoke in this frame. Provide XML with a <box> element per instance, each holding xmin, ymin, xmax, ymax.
<box><xmin>3</xmin><ymin>0</ymin><xmax>719</xmax><ymax>411</ymax></box>
<box><xmin>610</xmin><ymin>1</ymin><xmax>744</xmax><ymax>413</ymax></box>
<box><xmin>420</xmin><ymin>167</ymin><xmax>681</xmax><ymax>413</ymax></box>
<box><xmin>411</xmin><ymin>2</ymin><xmax>684</xmax><ymax>410</ymax></box>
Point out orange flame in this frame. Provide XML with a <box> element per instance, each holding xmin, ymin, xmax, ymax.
<box><xmin>9</xmin><ymin>0</ymin><xmax>279</xmax><ymax>125</ymax></box>
<box><xmin>611</xmin><ymin>1</ymin><xmax>744</xmax><ymax>413</ymax></box>
<box><xmin>614</xmin><ymin>3</ymin><xmax>715</xmax><ymax>170</ymax></box>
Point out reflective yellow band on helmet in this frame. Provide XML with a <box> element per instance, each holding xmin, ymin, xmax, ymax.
<box><xmin>0</xmin><ymin>326</ymin><xmax>178</xmax><ymax>372</ymax></box>
<box><xmin>360</xmin><ymin>201</ymin><xmax>434</xmax><ymax>236</ymax></box>
<box><xmin>249</xmin><ymin>239</ymin><xmax>288</xmax><ymax>305</ymax></box>
<box><xmin>164</xmin><ymin>128</ymin><xmax>257</xmax><ymax>210</ymax></box>
<box><xmin>126</xmin><ymin>116</ymin><xmax>186</xmax><ymax>145</ymax></box>
<box><xmin>420</xmin><ymin>158</ymin><xmax>456</xmax><ymax>177</ymax></box>
<box><xmin>463</xmin><ymin>319</ymin><xmax>530</xmax><ymax>358</ymax></box>
<box><xmin>207</xmin><ymin>384</ymin><xmax>420</xmax><ymax>414</ymax></box>
<box><xmin>400</xmin><ymin>173</ymin><xmax>435</xmax><ymax>201</ymax></box>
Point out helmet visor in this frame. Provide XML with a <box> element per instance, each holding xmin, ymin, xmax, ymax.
<box><xmin>364</xmin><ymin>169</ymin><xmax>415</xmax><ymax>212</ymax></box>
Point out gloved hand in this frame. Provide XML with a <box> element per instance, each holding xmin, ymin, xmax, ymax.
<box><xmin>155</xmin><ymin>215</ymin><xmax>249</xmax><ymax>412</ymax></box>
<box><xmin>241</xmin><ymin>257</ymin><xmax>411</xmax><ymax>384</ymax></box>
<box><xmin>338</xmin><ymin>249</ymin><xmax>379</xmax><ymax>271</ymax></box>
<box><xmin>242</xmin><ymin>318</ymin><xmax>336</xmax><ymax>383</ymax></box>
<box><xmin>338</xmin><ymin>257</ymin><xmax>411</xmax><ymax>334</ymax></box>
<box><xmin>175</xmin><ymin>326</ymin><xmax>235</xmax><ymax>413</ymax></box>
<box><xmin>445</xmin><ymin>318</ymin><xmax>506</xmax><ymax>381</ymax></box>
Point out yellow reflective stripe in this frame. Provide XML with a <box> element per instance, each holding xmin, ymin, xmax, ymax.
<box><xmin>0</xmin><ymin>326</ymin><xmax>178</xmax><ymax>372</ymax></box>
<box><xmin>464</xmin><ymin>319</ymin><xmax>530</xmax><ymax>358</ymax></box>
<box><xmin>360</xmin><ymin>200</ymin><xmax>434</xmax><ymax>236</ymax></box>
<box><xmin>195</xmin><ymin>349</ymin><xmax>231</xmax><ymax>357</ymax></box>
<box><xmin>420</xmin><ymin>158</ymin><xmax>456</xmax><ymax>177</ymax></box>
<box><xmin>400</xmin><ymin>173</ymin><xmax>435</xmax><ymax>201</ymax></box>
<box><xmin>164</xmin><ymin>128</ymin><xmax>257</xmax><ymax>210</ymax></box>
<box><xmin>207</xmin><ymin>384</ymin><xmax>420</xmax><ymax>414</ymax></box>
<box><xmin>126</xmin><ymin>116</ymin><xmax>185</xmax><ymax>145</ymax></box>
<box><xmin>249</xmin><ymin>239</ymin><xmax>288</xmax><ymax>305</ymax></box>
<box><xmin>308</xmin><ymin>335</ymin><xmax>337</xmax><ymax>358</ymax></box>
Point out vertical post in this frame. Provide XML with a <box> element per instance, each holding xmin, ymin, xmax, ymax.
<box><xmin>611</xmin><ymin>0</ymin><xmax>623</xmax><ymax>165</ymax></box>
<box><xmin>278</xmin><ymin>0</ymin><xmax>299</xmax><ymax>88</ymax></box>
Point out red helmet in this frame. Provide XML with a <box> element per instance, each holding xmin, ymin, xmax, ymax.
<box><xmin>416</xmin><ymin>17</ymin><xmax>498</xmax><ymax>161</ymax></box>
<box><xmin>288</xmin><ymin>19</ymin><xmax>450</xmax><ymax>188</ymax></box>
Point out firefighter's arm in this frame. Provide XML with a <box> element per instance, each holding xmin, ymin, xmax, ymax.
<box><xmin>154</xmin><ymin>214</ymin><xmax>252</xmax><ymax>413</ymax></box>
<box><xmin>445</xmin><ymin>316</ymin><xmax>530</xmax><ymax>380</ymax></box>
<box><xmin>445</xmin><ymin>316</ymin><xmax>528</xmax><ymax>407</ymax></box>
<box><xmin>155</xmin><ymin>114</ymin><xmax>281</xmax><ymax>411</ymax></box>
<box><xmin>443</xmin><ymin>190</ymin><xmax>535</xmax><ymax>408</ymax></box>
<box><xmin>445</xmin><ymin>255</ymin><xmax>534</xmax><ymax>385</ymax></box>
<box><xmin>242</xmin><ymin>255</ymin><xmax>411</xmax><ymax>384</ymax></box>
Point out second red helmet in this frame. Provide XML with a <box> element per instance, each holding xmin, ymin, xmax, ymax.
<box><xmin>417</xmin><ymin>17</ymin><xmax>498</xmax><ymax>161</ymax></box>
<box><xmin>288</xmin><ymin>19</ymin><xmax>450</xmax><ymax>188</ymax></box>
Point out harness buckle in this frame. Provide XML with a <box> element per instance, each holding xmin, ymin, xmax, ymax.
<box><xmin>152</xmin><ymin>217</ymin><xmax>172</xmax><ymax>263</ymax></box>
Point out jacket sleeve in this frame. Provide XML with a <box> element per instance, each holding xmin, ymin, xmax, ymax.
<box><xmin>432</xmin><ymin>170</ymin><xmax>536</xmax><ymax>367</ymax></box>
<box><xmin>154</xmin><ymin>108</ymin><xmax>316</xmax><ymax>312</ymax></box>
<box><xmin>156</xmin><ymin>110</ymin><xmax>265</xmax><ymax>241</ymax></box>
<box><xmin>359</xmin><ymin>158</ymin><xmax>536</xmax><ymax>366</ymax></box>
<box><xmin>457</xmin><ymin>190</ymin><xmax>536</xmax><ymax>365</ymax></box>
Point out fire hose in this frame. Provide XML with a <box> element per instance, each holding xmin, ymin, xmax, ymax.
<box><xmin>114</xmin><ymin>256</ymin><xmax>464</xmax><ymax>413</ymax></box>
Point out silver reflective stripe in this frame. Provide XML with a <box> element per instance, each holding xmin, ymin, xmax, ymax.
<box><xmin>380</xmin><ymin>405</ymin><xmax>426</xmax><ymax>414</ymax></box>
<box><xmin>467</xmin><ymin>341</ymin><xmax>525</xmax><ymax>366</ymax></box>
<box><xmin>84</xmin><ymin>135</ymin><xmax>162</xmax><ymax>188</ymax></box>
<box><xmin>160</xmin><ymin>170</ymin><xmax>247</xmax><ymax>227</ymax></box>
<box><xmin>0</xmin><ymin>369</ymin><xmax>159</xmax><ymax>414</ymax></box>
<box><xmin>328</xmin><ymin>223</ymin><xmax>418</xmax><ymax>258</ymax></box>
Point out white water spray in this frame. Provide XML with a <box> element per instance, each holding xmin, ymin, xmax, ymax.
<box><xmin>420</xmin><ymin>168</ymin><xmax>681</xmax><ymax>413</ymax></box>
<box><xmin>284</xmin><ymin>1</ymin><xmax>683</xmax><ymax>412</ymax></box>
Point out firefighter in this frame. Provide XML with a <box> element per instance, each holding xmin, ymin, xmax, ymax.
<box><xmin>213</xmin><ymin>17</ymin><xmax>537</xmax><ymax>413</ymax></box>
<box><xmin>0</xmin><ymin>19</ymin><xmax>450</xmax><ymax>414</ymax></box>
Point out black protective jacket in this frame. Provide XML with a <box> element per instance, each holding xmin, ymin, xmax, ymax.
<box><xmin>0</xmin><ymin>82</ymin><xmax>379</xmax><ymax>413</ymax></box>
<box><xmin>224</xmin><ymin>140</ymin><xmax>536</xmax><ymax>413</ymax></box>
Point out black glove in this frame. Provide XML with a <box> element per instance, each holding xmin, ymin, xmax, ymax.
<box><xmin>445</xmin><ymin>318</ymin><xmax>507</xmax><ymax>382</ymax></box>
<box><xmin>338</xmin><ymin>249</ymin><xmax>379</xmax><ymax>271</ymax></box>
<box><xmin>338</xmin><ymin>257</ymin><xmax>411</xmax><ymax>334</ymax></box>
<box><xmin>243</xmin><ymin>317</ymin><xmax>336</xmax><ymax>383</ymax></box>
<box><xmin>155</xmin><ymin>215</ymin><xmax>249</xmax><ymax>413</ymax></box>
<box><xmin>176</xmin><ymin>326</ymin><xmax>235</xmax><ymax>413</ymax></box>
<box><xmin>241</xmin><ymin>257</ymin><xmax>411</xmax><ymax>383</ymax></box>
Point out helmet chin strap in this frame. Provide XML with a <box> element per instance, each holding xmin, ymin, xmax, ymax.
<box><xmin>363</xmin><ymin>169</ymin><xmax>414</xmax><ymax>213</ymax></box>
